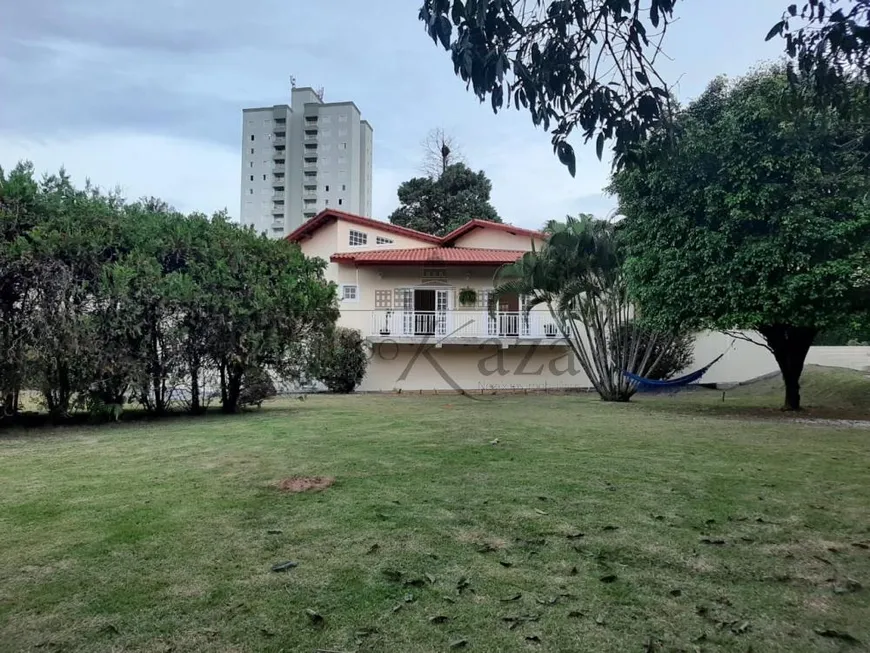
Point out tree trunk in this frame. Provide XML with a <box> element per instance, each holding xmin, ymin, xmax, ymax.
<box><xmin>190</xmin><ymin>361</ymin><xmax>201</xmax><ymax>414</ymax></box>
<box><xmin>222</xmin><ymin>366</ymin><xmax>243</xmax><ymax>414</ymax></box>
<box><xmin>757</xmin><ymin>324</ymin><xmax>817</xmax><ymax>411</ymax></box>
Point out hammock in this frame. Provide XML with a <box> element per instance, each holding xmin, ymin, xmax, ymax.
<box><xmin>623</xmin><ymin>345</ymin><xmax>731</xmax><ymax>391</ymax></box>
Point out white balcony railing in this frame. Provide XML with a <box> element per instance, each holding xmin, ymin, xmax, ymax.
<box><xmin>370</xmin><ymin>310</ymin><xmax>560</xmax><ymax>340</ymax></box>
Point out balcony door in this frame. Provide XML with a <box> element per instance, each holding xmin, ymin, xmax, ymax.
<box><xmin>412</xmin><ymin>288</ymin><xmax>449</xmax><ymax>336</ymax></box>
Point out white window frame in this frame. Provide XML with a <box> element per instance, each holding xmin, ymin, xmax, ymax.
<box><xmin>340</xmin><ymin>284</ymin><xmax>359</xmax><ymax>303</ymax></box>
<box><xmin>348</xmin><ymin>229</ymin><xmax>368</xmax><ymax>247</ymax></box>
<box><xmin>376</xmin><ymin>236</ymin><xmax>394</xmax><ymax>245</ymax></box>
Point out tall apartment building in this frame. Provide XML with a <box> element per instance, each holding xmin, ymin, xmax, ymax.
<box><xmin>240</xmin><ymin>87</ymin><xmax>373</xmax><ymax>237</ymax></box>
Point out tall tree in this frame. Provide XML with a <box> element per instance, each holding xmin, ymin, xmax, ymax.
<box><xmin>421</xmin><ymin>127</ymin><xmax>466</xmax><ymax>178</ymax></box>
<box><xmin>389</xmin><ymin>163</ymin><xmax>501</xmax><ymax>236</ymax></box>
<box><xmin>610</xmin><ymin>67</ymin><xmax>870</xmax><ymax>411</ymax></box>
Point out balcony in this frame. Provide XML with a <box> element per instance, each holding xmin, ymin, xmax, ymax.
<box><xmin>273</xmin><ymin>150</ymin><xmax>286</xmax><ymax>160</ymax></box>
<box><xmin>273</xmin><ymin>122</ymin><xmax>287</xmax><ymax>132</ymax></box>
<box><xmin>304</xmin><ymin>132</ymin><xmax>318</xmax><ymax>141</ymax></box>
<box><xmin>272</xmin><ymin>190</ymin><xmax>285</xmax><ymax>199</ymax></box>
<box><xmin>303</xmin><ymin>160</ymin><xmax>317</xmax><ymax>169</ymax></box>
<box><xmin>273</xmin><ymin>164</ymin><xmax>285</xmax><ymax>173</ymax></box>
<box><xmin>368</xmin><ymin>311</ymin><xmax>566</xmax><ymax>345</ymax></box>
<box><xmin>303</xmin><ymin>190</ymin><xmax>317</xmax><ymax>199</ymax></box>
<box><xmin>272</xmin><ymin>176</ymin><xmax>285</xmax><ymax>187</ymax></box>
<box><xmin>273</xmin><ymin>137</ymin><xmax>286</xmax><ymax>146</ymax></box>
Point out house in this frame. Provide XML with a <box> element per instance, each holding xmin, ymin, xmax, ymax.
<box><xmin>287</xmin><ymin>209</ymin><xmax>589</xmax><ymax>392</ymax></box>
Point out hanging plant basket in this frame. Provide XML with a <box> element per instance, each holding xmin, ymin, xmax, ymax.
<box><xmin>458</xmin><ymin>287</ymin><xmax>478</xmax><ymax>307</ymax></box>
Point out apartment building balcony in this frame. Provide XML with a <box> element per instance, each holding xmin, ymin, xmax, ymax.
<box><xmin>273</xmin><ymin>122</ymin><xmax>287</xmax><ymax>132</ymax></box>
<box><xmin>303</xmin><ymin>160</ymin><xmax>317</xmax><ymax>169</ymax></box>
<box><xmin>273</xmin><ymin>137</ymin><xmax>286</xmax><ymax>147</ymax></box>
<box><xmin>272</xmin><ymin>190</ymin><xmax>285</xmax><ymax>199</ymax></box>
<box><xmin>272</xmin><ymin>176</ymin><xmax>285</xmax><ymax>187</ymax></box>
<box><xmin>304</xmin><ymin>132</ymin><xmax>318</xmax><ymax>141</ymax></box>
<box><xmin>273</xmin><ymin>164</ymin><xmax>285</xmax><ymax>173</ymax></box>
<box><xmin>273</xmin><ymin>149</ymin><xmax>287</xmax><ymax>160</ymax></box>
<box><xmin>303</xmin><ymin>190</ymin><xmax>317</xmax><ymax>199</ymax></box>
<box><xmin>368</xmin><ymin>310</ymin><xmax>566</xmax><ymax>346</ymax></box>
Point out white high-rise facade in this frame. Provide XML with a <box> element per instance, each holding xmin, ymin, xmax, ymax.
<box><xmin>240</xmin><ymin>87</ymin><xmax>373</xmax><ymax>237</ymax></box>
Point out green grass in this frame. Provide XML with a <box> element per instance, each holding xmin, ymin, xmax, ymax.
<box><xmin>2</xmin><ymin>370</ymin><xmax>869</xmax><ymax>652</ymax></box>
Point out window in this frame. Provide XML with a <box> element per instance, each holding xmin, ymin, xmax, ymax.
<box><xmin>342</xmin><ymin>184</ymin><xmax>346</xmax><ymax>191</ymax></box>
<box><xmin>325</xmin><ymin>199</ymin><xmax>329</xmax><ymax>206</ymax></box>
<box><xmin>341</xmin><ymin>284</ymin><xmax>358</xmax><ymax>302</ymax></box>
<box><xmin>338</xmin><ymin>199</ymin><xmax>343</xmax><ymax>206</ymax></box>
<box><xmin>250</xmin><ymin>135</ymin><xmax>255</xmax><ymax>141</ymax></box>
<box><xmin>250</xmin><ymin>148</ymin><xmax>254</xmax><ymax>154</ymax></box>
<box><xmin>338</xmin><ymin>142</ymin><xmax>347</xmax><ymax>150</ymax></box>
<box><xmin>376</xmin><ymin>236</ymin><xmax>394</xmax><ymax>245</ymax></box>
<box><xmin>325</xmin><ymin>185</ymin><xmax>330</xmax><ymax>192</ymax></box>
<box><xmin>249</xmin><ymin>162</ymin><xmax>254</xmax><ymax>168</ymax></box>
<box><xmin>263</xmin><ymin>174</ymin><xmax>267</xmax><ymax>181</ymax></box>
<box><xmin>248</xmin><ymin>189</ymin><xmax>253</xmax><ymax>195</ymax></box>
<box><xmin>249</xmin><ymin>175</ymin><xmax>254</xmax><ymax>181</ymax></box>
<box><xmin>348</xmin><ymin>229</ymin><xmax>367</xmax><ymax>247</ymax></box>
<box><xmin>374</xmin><ymin>290</ymin><xmax>392</xmax><ymax>309</ymax></box>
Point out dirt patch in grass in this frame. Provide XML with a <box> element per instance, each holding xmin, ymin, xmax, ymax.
<box><xmin>276</xmin><ymin>475</ymin><xmax>335</xmax><ymax>493</ymax></box>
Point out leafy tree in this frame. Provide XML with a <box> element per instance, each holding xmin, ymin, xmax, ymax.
<box><xmin>610</xmin><ymin>68</ymin><xmax>870</xmax><ymax>410</ymax></box>
<box><xmin>768</xmin><ymin>1</ymin><xmax>870</xmax><ymax>95</ymax></box>
<box><xmin>318</xmin><ymin>327</ymin><xmax>368</xmax><ymax>393</ymax></box>
<box><xmin>418</xmin><ymin>0</ymin><xmax>678</xmax><ymax>170</ymax></box>
<box><xmin>389</xmin><ymin>163</ymin><xmax>501</xmax><ymax>236</ymax></box>
<box><xmin>493</xmin><ymin>216</ymin><xmax>682</xmax><ymax>402</ymax></box>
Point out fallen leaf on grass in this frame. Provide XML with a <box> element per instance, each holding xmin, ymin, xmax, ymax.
<box><xmin>305</xmin><ymin>609</ymin><xmax>324</xmax><ymax>626</ymax></box>
<box><xmin>602</xmin><ymin>525</ymin><xmax>619</xmax><ymax>532</ymax></box>
<box><xmin>498</xmin><ymin>560</ymin><xmax>513</xmax><ymax>568</ymax></box>
<box><xmin>382</xmin><ymin>569</ymin><xmax>403</xmax><ymax>582</ymax></box>
<box><xmin>534</xmin><ymin>508</ymin><xmax>548</xmax><ymax>516</ymax></box>
<box><xmin>270</xmin><ymin>561</ymin><xmax>297</xmax><ymax>572</ymax></box>
<box><xmin>595</xmin><ymin>613</ymin><xmax>606</xmax><ymax>625</ymax></box>
<box><xmin>833</xmin><ymin>579</ymin><xmax>863</xmax><ymax>594</ymax></box>
<box><xmin>449</xmin><ymin>638</ymin><xmax>468</xmax><ymax>649</ymax></box>
<box><xmin>814</xmin><ymin>627</ymin><xmax>861</xmax><ymax>644</ymax></box>
<box><xmin>501</xmin><ymin>593</ymin><xmax>522</xmax><ymax>602</ymax></box>
<box><xmin>425</xmin><ymin>573</ymin><xmax>437</xmax><ymax>584</ymax></box>
<box><xmin>428</xmin><ymin>615</ymin><xmax>450</xmax><ymax>624</ymax></box>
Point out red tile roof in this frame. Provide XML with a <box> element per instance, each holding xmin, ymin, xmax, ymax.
<box><xmin>440</xmin><ymin>219</ymin><xmax>545</xmax><ymax>245</ymax></box>
<box><xmin>330</xmin><ymin>247</ymin><xmax>526</xmax><ymax>266</ymax></box>
<box><xmin>286</xmin><ymin>209</ymin><xmax>441</xmax><ymax>244</ymax></box>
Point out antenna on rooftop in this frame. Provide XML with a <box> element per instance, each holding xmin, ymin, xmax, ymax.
<box><xmin>290</xmin><ymin>76</ymin><xmax>297</xmax><ymax>90</ymax></box>
<box><xmin>315</xmin><ymin>86</ymin><xmax>325</xmax><ymax>101</ymax></box>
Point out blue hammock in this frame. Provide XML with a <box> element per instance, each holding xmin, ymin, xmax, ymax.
<box><xmin>623</xmin><ymin>350</ymin><xmax>728</xmax><ymax>391</ymax></box>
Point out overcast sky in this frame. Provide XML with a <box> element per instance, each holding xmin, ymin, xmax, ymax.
<box><xmin>0</xmin><ymin>0</ymin><xmax>789</xmax><ymax>229</ymax></box>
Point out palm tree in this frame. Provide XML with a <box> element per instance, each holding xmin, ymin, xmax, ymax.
<box><xmin>492</xmin><ymin>215</ymin><xmax>673</xmax><ymax>401</ymax></box>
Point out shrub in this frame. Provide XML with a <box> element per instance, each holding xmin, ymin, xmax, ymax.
<box><xmin>239</xmin><ymin>367</ymin><xmax>277</xmax><ymax>407</ymax></box>
<box><xmin>319</xmin><ymin>328</ymin><xmax>368</xmax><ymax>393</ymax></box>
<box><xmin>609</xmin><ymin>323</ymin><xmax>695</xmax><ymax>381</ymax></box>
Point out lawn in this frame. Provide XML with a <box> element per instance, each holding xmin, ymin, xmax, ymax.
<box><xmin>1</xmin><ymin>370</ymin><xmax>869</xmax><ymax>652</ymax></box>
